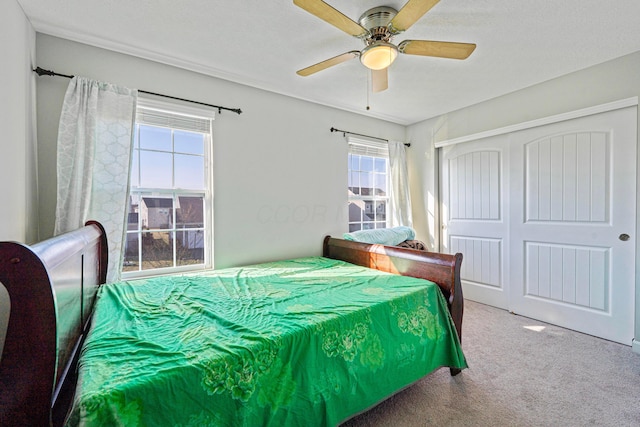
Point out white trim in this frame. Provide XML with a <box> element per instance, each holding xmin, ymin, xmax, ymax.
<box><xmin>137</xmin><ymin>96</ymin><xmax>216</xmax><ymax>120</ymax></box>
<box><xmin>347</xmin><ymin>136</ymin><xmax>389</xmax><ymax>158</ymax></box>
<box><xmin>633</xmin><ymin>339</ymin><xmax>640</xmax><ymax>355</ymax></box>
<box><xmin>434</xmin><ymin>97</ymin><xmax>639</xmax><ymax>148</ymax></box>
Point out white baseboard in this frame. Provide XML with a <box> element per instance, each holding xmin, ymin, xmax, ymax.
<box><xmin>633</xmin><ymin>339</ymin><xmax>640</xmax><ymax>355</ymax></box>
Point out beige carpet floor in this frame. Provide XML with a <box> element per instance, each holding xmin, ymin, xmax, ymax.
<box><xmin>341</xmin><ymin>300</ymin><xmax>640</xmax><ymax>426</ymax></box>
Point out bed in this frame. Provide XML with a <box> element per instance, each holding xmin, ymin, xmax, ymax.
<box><xmin>0</xmin><ymin>222</ymin><xmax>465</xmax><ymax>426</ymax></box>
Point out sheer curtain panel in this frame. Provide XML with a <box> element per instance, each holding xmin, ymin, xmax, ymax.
<box><xmin>54</xmin><ymin>77</ymin><xmax>137</xmax><ymax>283</ymax></box>
<box><xmin>388</xmin><ymin>140</ymin><xmax>413</xmax><ymax>228</ymax></box>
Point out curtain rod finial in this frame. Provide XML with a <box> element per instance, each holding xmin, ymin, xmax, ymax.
<box><xmin>33</xmin><ymin>67</ymin><xmax>53</xmax><ymax>76</ymax></box>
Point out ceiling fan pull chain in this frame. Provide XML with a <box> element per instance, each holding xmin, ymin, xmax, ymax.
<box><xmin>366</xmin><ymin>70</ymin><xmax>371</xmax><ymax>110</ymax></box>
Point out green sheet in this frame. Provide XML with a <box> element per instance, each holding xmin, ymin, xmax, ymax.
<box><xmin>67</xmin><ymin>257</ymin><xmax>467</xmax><ymax>426</ymax></box>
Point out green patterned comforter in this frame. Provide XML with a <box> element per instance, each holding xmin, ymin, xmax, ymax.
<box><xmin>67</xmin><ymin>257</ymin><xmax>467</xmax><ymax>426</ymax></box>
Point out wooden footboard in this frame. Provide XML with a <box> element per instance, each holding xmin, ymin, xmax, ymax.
<box><xmin>323</xmin><ymin>236</ymin><xmax>464</xmax><ymax>375</ymax></box>
<box><xmin>0</xmin><ymin>221</ymin><xmax>107</xmax><ymax>427</ymax></box>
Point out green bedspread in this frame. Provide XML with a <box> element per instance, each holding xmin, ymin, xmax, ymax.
<box><xmin>67</xmin><ymin>256</ymin><xmax>467</xmax><ymax>426</ymax></box>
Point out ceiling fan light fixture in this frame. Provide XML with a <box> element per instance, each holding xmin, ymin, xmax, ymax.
<box><xmin>360</xmin><ymin>42</ymin><xmax>398</xmax><ymax>70</ymax></box>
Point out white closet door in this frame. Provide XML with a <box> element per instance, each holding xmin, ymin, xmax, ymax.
<box><xmin>509</xmin><ymin>106</ymin><xmax>636</xmax><ymax>344</ymax></box>
<box><xmin>440</xmin><ymin>135</ymin><xmax>510</xmax><ymax>309</ymax></box>
<box><xmin>440</xmin><ymin>105</ymin><xmax>636</xmax><ymax>345</ymax></box>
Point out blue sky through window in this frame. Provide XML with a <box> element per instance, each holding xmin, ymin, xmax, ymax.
<box><xmin>135</xmin><ymin>125</ymin><xmax>206</xmax><ymax>190</ymax></box>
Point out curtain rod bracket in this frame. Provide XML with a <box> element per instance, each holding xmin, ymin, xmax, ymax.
<box><xmin>33</xmin><ymin>67</ymin><xmax>243</xmax><ymax>115</ymax></box>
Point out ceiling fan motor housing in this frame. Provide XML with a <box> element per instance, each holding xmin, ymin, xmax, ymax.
<box><xmin>359</xmin><ymin>6</ymin><xmax>398</xmax><ymax>44</ymax></box>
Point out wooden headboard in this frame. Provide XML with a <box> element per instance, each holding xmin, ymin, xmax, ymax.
<box><xmin>323</xmin><ymin>236</ymin><xmax>464</xmax><ymax>342</ymax></box>
<box><xmin>0</xmin><ymin>221</ymin><xmax>107</xmax><ymax>426</ymax></box>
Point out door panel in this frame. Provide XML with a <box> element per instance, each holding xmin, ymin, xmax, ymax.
<box><xmin>509</xmin><ymin>107</ymin><xmax>636</xmax><ymax>344</ymax></box>
<box><xmin>441</xmin><ymin>135</ymin><xmax>509</xmax><ymax>309</ymax></box>
<box><xmin>524</xmin><ymin>242</ymin><xmax>608</xmax><ymax>310</ymax></box>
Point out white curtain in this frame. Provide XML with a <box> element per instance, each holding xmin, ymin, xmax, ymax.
<box><xmin>388</xmin><ymin>140</ymin><xmax>413</xmax><ymax>228</ymax></box>
<box><xmin>54</xmin><ymin>77</ymin><xmax>137</xmax><ymax>283</ymax></box>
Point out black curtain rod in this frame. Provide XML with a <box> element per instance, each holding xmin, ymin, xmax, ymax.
<box><xmin>33</xmin><ymin>67</ymin><xmax>242</xmax><ymax>115</ymax></box>
<box><xmin>330</xmin><ymin>127</ymin><xmax>410</xmax><ymax>147</ymax></box>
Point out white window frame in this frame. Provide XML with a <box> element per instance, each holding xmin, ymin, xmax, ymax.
<box><xmin>347</xmin><ymin>137</ymin><xmax>390</xmax><ymax>231</ymax></box>
<box><xmin>122</xmin><ymin>97</ymin><xmax>214</xmax><ymax>279</ymax></box>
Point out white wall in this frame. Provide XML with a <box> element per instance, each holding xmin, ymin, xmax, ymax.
<box><xmin>0</xmin><ymin>0</ymin><xmax>37</xmax><ymax>243</ymax></box>
<box><xmin>0</xmin><ymin>0</ymin><xmax>37</xmax><ymax>360</ymax></box>
<box><xmin>406</xmin><ymin>50</ymin><xmax>640</xmax><ymax>351</ymax></box>
<box><xmin>35</xmin><ymin>34</ymin><xmax>406</xmax><ymax>269</ymax></box>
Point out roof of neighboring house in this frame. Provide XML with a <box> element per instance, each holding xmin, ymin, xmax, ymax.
<box><xmin>348</xmin><ymin>187</ymin><xmax>386</xmax><ymax>197</ymax></box>
<box><xmin>142</xmin><ymin>197</ymin><xmax>173</xmax><ymax>209</ymax></box>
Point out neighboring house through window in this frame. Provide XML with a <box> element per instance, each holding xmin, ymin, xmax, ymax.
<box><xmin>122</xmin><ymin>98</ymin><xmax>214</xmax><ymax>277</ymax></box>
<box><xmin>348</xmin><ymin>137</ymin><xmax>390</xmax><ymax>232</ymax></box>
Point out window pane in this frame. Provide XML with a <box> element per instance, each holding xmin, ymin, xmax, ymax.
<box><xmin>140</xmin><ymin>150</ymin><xmax>173</xmax><ymax>188</ymax></box>
<box><xmin>133</xmin><ymin>125</ymin><xmax>140</xmax><ymax>149</ymax></box>
<box><xmin>374</xmin><ymin>157</ymin><xmax>386</xmax><ymax>172</ymax></box>
<box><xmin>141</xmin><ymin>231</ymin><xmax>174</xmax><ymax>270</ymax></box>
<box><xmin>140</xmin><ymin>197</ymin><xmax>173</xmax><ymax>230</ymax></box>
<box><xmin>361</xmin><ymin>156</ymin><xmax>373</xmax><ymax>171</ymax></box>
<box><xmin>174</xmin><ymin>130</ymin><xmax>204</xmax><ymax>155</ymax></box>
<box><xmin>375</xmin><ymin>174</ymin><xmax>387</xmax><ymax>196</ymax></box>
<box><xmin>375</xmin><ymin>201</ymin><xmax>386</xmax><ymax>221</ymax></box>
<box><xmin>360</xmin><ymin>172</ymin><xmax>372</xmax><ymax>195</ymax></box>
<box><xmin>364</xmin><ymin>200</ymin><xmax>374</xmax><ymax>221</ymax></box>
<box><xmin>349</xmin><ymin>223</ymin><xmax>361</xmax><ymax>232</ymax></box>
<box><xmin>348</xmin><ymin>202</ymin><xmax>363</xmax><ymax>223</ymax></box>
<box><xmin>177</xmin><ymin>230</ymin><xmax>204</xmax><ymax>266</ymax></box>
<box><xmin>130</xmin><ymin>150</ymin><xmax>140</xmax><ymax>188</ymax></box>
<box><xmin>123</xmin><ymin>233</ymin><xmax>139</xmax><ymax>272</ymax></box>
<box><xmin>349</xmin><ymin>154</ymin><xmax>360</xmax><ymax>171</ymax></box>
<box><xmin>349</xmin><ymin>171</ymin><xmax>360</xmax><ymax>195</ymax></box>
<box><xmin>139</xmin><ymin>125</ymin><xmax>172</xmax><ymax>151</ymax></box>
<box><xmin>177</xmin><ymin>196</ymin><xmax>204</xmax><ymax>228</ymax></box>
<box><xmin>362</xmin><ymin>222</ymin><xmax>375</xmax><ymax>230</ymax></box>
<box><xmin>175</xmin><ymin>154</ymin><xmax>204</xmax><ymax>190</ymax></box>
<box><xmin>126</xmin><ymin>195</ymin><xmax>140</xmax><ymax>230</ymax></box>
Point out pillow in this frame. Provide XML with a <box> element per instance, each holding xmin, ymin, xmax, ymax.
<box><xmin>343</xmin><ymin>226</ymin><xmax>416</xmax><ymax>246</ymax></box>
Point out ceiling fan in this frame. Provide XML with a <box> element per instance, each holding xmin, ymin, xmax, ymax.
<box><xmin>294</xmin><ymin>0</ymin><xmax>476</xmax><ymax>92</ymax></box>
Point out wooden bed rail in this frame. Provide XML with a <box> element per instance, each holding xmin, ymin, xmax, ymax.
<box><xmin>0</xmin><ymin>221</ymin><xmax>107</xmax><ymax>426</ymax></box>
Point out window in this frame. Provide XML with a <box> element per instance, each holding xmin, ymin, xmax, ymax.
<box><xmin>122</xmin><ymin>98</ymin><xmax>214</xmax><ymax>277</ymax></box>
<box><xmin>348</xmin><ymin>138</ymin><xmax>390</xmax><ymax>232</ymax></box>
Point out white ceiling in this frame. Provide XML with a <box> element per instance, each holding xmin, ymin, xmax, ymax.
<box><xmin>16</xmin><ymin>0</ymin><xmax>640</xmax><ymax>125</ymax></box>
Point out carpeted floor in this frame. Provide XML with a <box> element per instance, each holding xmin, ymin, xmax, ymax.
<box><xmin>341</xmin><ymin>300</ymin><xmax>640</xmax><ymax>426</ymax></box>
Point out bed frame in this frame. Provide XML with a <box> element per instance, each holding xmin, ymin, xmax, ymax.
<box><xmin>0</xmin><ymin>223</ymin><xmax>463</xmax><ymax>426</ymax></box>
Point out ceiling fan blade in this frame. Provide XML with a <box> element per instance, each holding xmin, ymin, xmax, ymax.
<box><xmin>297</xmin><ymin>51</ymin><xmax>360</xmax><ymax>76</ymax></box>
<box><xmin>398</xmin><ymin>40</ymin><xmax>476</xmax><ymax>59</ymax></box>
<box><xmin>293</xmin><ymin>0</ymin><xmax>368</xmax><ymax>38</ymax></box>
<box><xmin>389</xmin><ymin>0</ymin><xmax>440</xmax><ymax>33</ymax></box>
<box><xmin>372</xmin><ymin>68</ymin><xmax>388</xmax><ymax>93</ymax></box>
